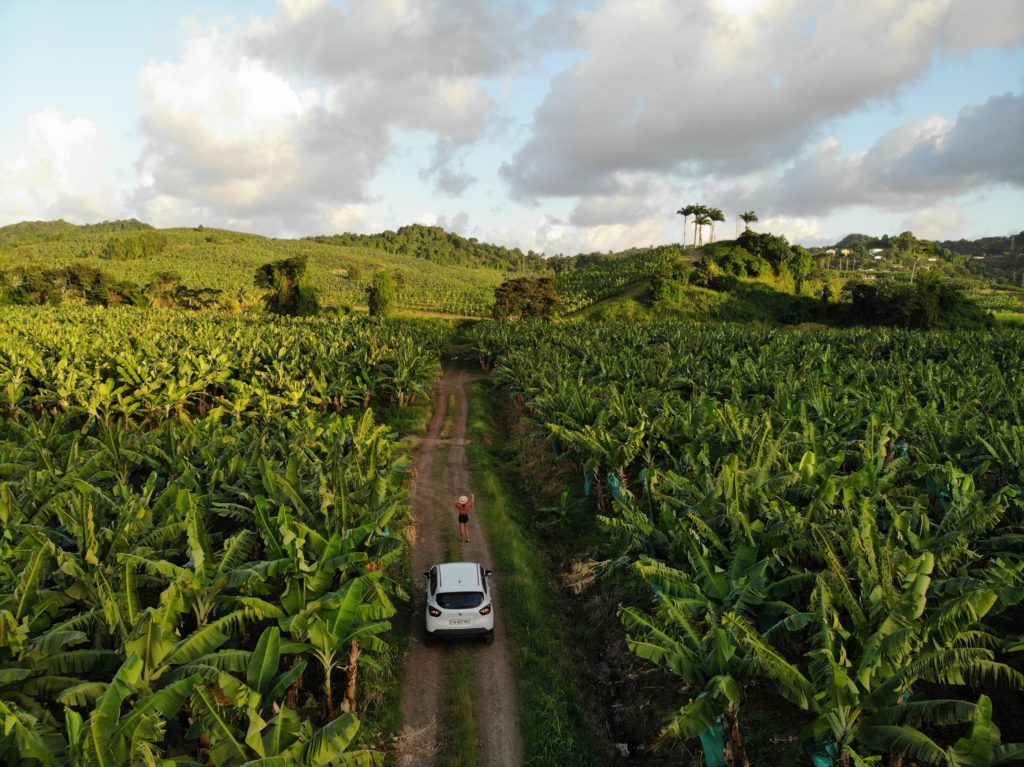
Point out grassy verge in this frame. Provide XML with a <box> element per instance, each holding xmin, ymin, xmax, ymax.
<box><xmin>440</xmin><ymin>392</ymin><xmax>458</xmax><ymax>439</ymax></box>
<box><xmin>994</xmin><ymin>311</ymin><xmax>1024</xmax><ymax>326</ymax></box>
<box><xmin>467</xmin><ymin>380</ymin><xmax>600</xmax><ymax>767</ymax></box>
<box><xmin>440</xmin><ymin>646</ymin><xmax>480</xmax><ymax>767</ymax></box>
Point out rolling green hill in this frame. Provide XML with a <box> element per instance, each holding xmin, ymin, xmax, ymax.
<box><xmin>0</xmin><ymin>220</ymin><xmax>697</xmax><ymax>318</ymax></box>
<box><xmin>0</xmin><ymin>220</ymin><xmax>543</xmax><ymax>316</ymax></box>
<box><xmin>6</xmin><ymin>220</ymin><xmax>1015</xmax><ymax>323</ymax></box>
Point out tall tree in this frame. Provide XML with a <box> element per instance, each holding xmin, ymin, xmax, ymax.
<box><xmin>693</xmin><ymin>208</ymin><xmax>712</xmax><ymax>247</ymax></box>
<box><xmin>740</xmin><ymin>211</ymin><xmax>758</xmax><ymax>231</ymax></box>
<box><xmin>708</xmin><ymin>207</ymin><xmax>725</xmax><ymax>243</ymax></box>
<box><xmin>677</xmin><ymin>204</ymin><xmax>696</xmax><ymax>248</ymax></box>
<box><xmin>254</xmin><ymin>256</ymin><xmax>319</xmax><ymax>316</ymax></box>
<box><xmin>493</xmin><ymin>277</ymin><xmax>562</xmax><ymax>320</ymax></box>
<box><xmin>366</xmin><ymin>272</ymin><xmax>397</xmax><ymax>318</ymax></box>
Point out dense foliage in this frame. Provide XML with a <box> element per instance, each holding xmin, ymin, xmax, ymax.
<box><xmin>493</xmin><ymin>277</ymin><xmax>561</xmax><ymax>320</ymax></box>
<box><xmin>254</xmin><ymin>256</ymin><xmax>319</xmax><ymax>316</ymax></box>
<box><xmin>1</xmin><ymin>264</ymin><xmax>145</xmax><ymax>307</ymax></box>
<box><xmin>466</xmin><ymin>320</ymin><xmax>1024</xmax><ymax>766</ymax></box>
<box><xmin>96</xmin><ymin>231</ymin><xmax>170</xmax><ymax>261</ymax></box>
<box><xmin>307</xmin><ymin>224</ymin><xmax>546</xmax><ymax>273</ymax></box>
<box><xmin>0</xmin><ymin>222</ymin><xmax>505</xmax><ymax>317</ymax></box>
<box><xmin>366</xmin><ymin>272</ymin><xmax>397</xmax><ymax>319</ymax></box>
<box><xmin>697</xmin><ymin>231</ymin><xmax>815</xmax><ymax>292</ymax></box>
<box><xmin>552</xmin><ymin>246</ymin><xmax>680</xmax><ymax>313</ymax></box>
<box><xmin>0</xmin><ymin>219</ymin><xmax>153</xmax><ymax>247</ymax></box>
<box><xmin>845</xmin><ymin>274</ymin><xmax>994</xmax><ymax>330</ymax></box>
<box><xmin>0</xmin><ymin>308</ymin><xmax>451</xmax><ymax>765</ymax></box>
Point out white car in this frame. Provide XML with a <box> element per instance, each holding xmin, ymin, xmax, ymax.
<box><xmin>423</xmin><ymin>562</ymin><xmax>494</xmax><ymax>644</ymax></box>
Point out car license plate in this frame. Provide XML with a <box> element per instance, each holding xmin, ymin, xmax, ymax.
<box><xmin>449</xmin><ymin>618</ymin><xmax>470</xmax><ymax>625</ymax></box>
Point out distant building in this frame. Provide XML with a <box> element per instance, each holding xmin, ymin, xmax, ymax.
<box><xmin>870</xmin><ymin>248</ymin><xmax>884</xmax><ymax>254</ymax></box>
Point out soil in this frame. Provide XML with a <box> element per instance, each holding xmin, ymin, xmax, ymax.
<box><xmin>395</xmin><ymin>361</ymin><xmax>524</xmax><ymax>767</ymax></box>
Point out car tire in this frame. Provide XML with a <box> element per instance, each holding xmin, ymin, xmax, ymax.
<box><xmin>483</xmin><ymin>632</ymin><xmax>494</xmax><ymax>645</ymax></box>
<box><xmin>424</xmin><ymin>631</ymin><xmax>434</xmax><ymax>647</ymax></box>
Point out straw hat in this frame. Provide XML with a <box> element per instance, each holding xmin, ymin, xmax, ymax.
<box><xmin>458</xmin><ymin>495</ymin><xmax>468</xmax><ymax>504</ymax></box>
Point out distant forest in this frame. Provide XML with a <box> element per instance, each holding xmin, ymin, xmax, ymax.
<box><xmin>835</xmin><ymin>230</ymin><xmax>1023</xmax><ymax>258</ymax></box>
<box><xmin>307</xmin><ymin>224</ymin><xmax>547</xmax><ymax>272</ymax></box>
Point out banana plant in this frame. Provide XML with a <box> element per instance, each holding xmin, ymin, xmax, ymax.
<box><xmin>619</xmin><ymin>527</ymin><xmax>795</xmax><ymax>767</ymax></box>
<box><xmin>0</xmin><ymin>654</ymin><xmax>199</xmax><ymax>767</ymax></box>
<box><xmin>283</xmin><ymin>575</ymin><xmax>394</xmax><ymax>719</ymax></box>
<box><xmin>729</xmin><ymin>533</ymin><xmax>1024</xmax><ymax>766</ymax></box>
<box><xmin>186</xmin><ymin>631</ymin><xmax>381</xmax><ymax>766</ymax></box>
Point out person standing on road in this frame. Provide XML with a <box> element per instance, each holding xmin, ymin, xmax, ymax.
<box><xmin>455</xmin><ymin>493</ymin><xmax>475</xmax><ymax>543</ymax></box>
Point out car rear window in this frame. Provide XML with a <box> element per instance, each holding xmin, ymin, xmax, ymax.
<box><xmin>437</xmin><ymin>591</ymin><xmax>484</xmax><ymax>609</ymax></box>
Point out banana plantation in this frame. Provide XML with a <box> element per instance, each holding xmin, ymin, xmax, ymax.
<box><xmin>466</xmin><ymin>321</ymin><xmax>1024</xmax><ymax>766</ymax></box>
<box><xmin>0</xmin><ymin>308</ymin><xmax>449</xmax><ymax>765</ymax></box>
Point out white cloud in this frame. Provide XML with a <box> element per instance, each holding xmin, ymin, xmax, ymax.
<box><xmin>899</xmin><ymin>204</ymin><xmax>968</xmax><ymax>240</ymax></box>
<box><xmin>0</xmin><ymin>108</ymin><xmax>124</xmax><ymax>225</ymax></box>
<box><xmin>501</xmin><ymin>0</ymin><xmax>1024</xmax><ymax>200</ymax></box>
<box><xmin>756</xmin><ymin>215</ymin><xmax>824</xmax><ymax>245</ymax></box>
<box><xmin>726</xmin><ymin>90</ymin><xmax>1024</xmax><ymax>216</ymax></box>
<box><xmin>5</xmin><ymin>0</ymin><xmax>1021</xmax><ymax>252</ymax></box>
<box><xmin>130</xmin><ymin>1</ymin><xmax>571</xmax><ymax>233</ymax></box>
<box><xmin>242</xmin><ymin>0</ymin><xmax>556</xmax><ymax>195</ymax></box>
<box><xmin>134</xmin><ymin>28</ymin><xmax>395</xmax><ymax>233</ymax></box>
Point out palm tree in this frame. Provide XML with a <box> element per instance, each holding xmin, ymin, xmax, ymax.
<box><xmin>740</xmin><ymin>211</ymin><xmax>758</xmax><ymax>231</ymax></box>
<box><xmin>693</xmin><ymin>209</ymin><xmax>712</xmax><ymax>247</ymax></box>
<box><xmin>677</xmin><ymin>204</ymin><xmax>696</xmax><ymax>248</ymax></box>
<box><xmin>708</xmin><ymin>207</ymin><xmax>725</xmax><ymax>243</ymax></box>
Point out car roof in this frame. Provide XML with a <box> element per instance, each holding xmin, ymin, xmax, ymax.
<box><xmin>435</xmin><ymin>562</ymin><xmax>483</xmax><ymax>592</ymax></box>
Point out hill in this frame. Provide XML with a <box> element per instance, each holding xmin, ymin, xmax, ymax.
<box><xmin>0</xmin><ymin>220</ymin><xmax>699</xmax><ymax>317</ymax></box>
<box><xmin>5</xmin><ymin>220</ymin><xmax>1016</xmax><ymax>320</ymax></box>
<box><xmin>551</xmin><ymin>244</ymin><xmax>686</xmax><ymax>312</ymax></box>
<box><xmin>0</xmin><ymin>220</ymin><xmax>546</xmax><ymax>316</ymax></box>
<box><xmin>307</xmin><ymin>224</ymin><xmax>546</xmax><ymax>272</ymax></box>
<box><xmin>0</xmin><ymin>218</ymin><xmax>153</xmax><ymax>246</ymax></box>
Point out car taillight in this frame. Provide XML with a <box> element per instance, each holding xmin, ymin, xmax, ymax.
<box><xmin>428</xmin><ymin>606</ymin><xmax>441</xmax><ymax>617</ymax></box>
<box><xmin>479</xmin><ymin>605</ymin><xmax>491</xmax><ymax>615</ymax></box>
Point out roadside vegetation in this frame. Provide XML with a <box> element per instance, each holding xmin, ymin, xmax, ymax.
<box><xmin>467</xmin><ymin>382</ymin><xmax>602</xmax><ymax>767</ymax></box>
<box><xmin>466</xmin><ymin>320</ymin><xmax>1024</xmax><ymax>766</ymax></box>
<box><xmin>0</xmin><ymin>308</ymin><xmax>450</xmax><ymax>765</ymax></box>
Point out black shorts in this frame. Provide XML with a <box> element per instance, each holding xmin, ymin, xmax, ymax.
<box><xmin>458</xmin><ymin>513</ymin><xmax>469</xmax><ymax>524</ymax></box>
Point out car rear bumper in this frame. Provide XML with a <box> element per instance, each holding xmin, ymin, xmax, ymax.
<box><xmin>427</xmin><ymin>627</ymin><xmax>494</xmax><ymax>638</ymax></box>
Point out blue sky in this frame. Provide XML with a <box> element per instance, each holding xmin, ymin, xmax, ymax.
<box><xmin>2</xmin><ymin>0</ymin><xmax>1022</xmax><ymax>252</ymax></box>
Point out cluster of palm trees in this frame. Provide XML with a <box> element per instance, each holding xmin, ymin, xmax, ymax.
<box><xmin>677</xmin><ymin>204</ymin><xmax>759</xmax><ymax>247</ymax></box>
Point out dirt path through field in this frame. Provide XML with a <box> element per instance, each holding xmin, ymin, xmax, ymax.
<box><xmin>395</xmin><ymin>361</ymin><xmax>524</xmax><ymax>767</ymax></box>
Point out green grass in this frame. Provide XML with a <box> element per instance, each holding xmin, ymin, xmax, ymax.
<box><xmin>994</xmin><ymin>311</ymin><xmax>1024</xmax><ymax>326</ymax></box>
<box><xmin>0</xmin><ymin>223</ymin><xmax>509</xmax><ymax>315</ymax></box>
<box><xmin>440</xmin><ymin>392</ymin><xmax>458</xmax><ymax>439</ymax></box>
<box><xmin>439</xmin><ymin>646</ymin><xmax>481</xmax><ymax>767</ymax></box>
<box><xmin>467</xmin><ymin>380</ymin><xmax>600</xmax><ymax>767</ymax></box>
<box><xmin>568</xmin><ymin>278</ymin><xmax>651</xmax><ymax>319</ymax></box>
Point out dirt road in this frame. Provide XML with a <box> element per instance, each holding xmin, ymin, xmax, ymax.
<box><xmin>395</xmin><ymin>362</ymin><xmax>524</xmax><ymax>767</ymax></box>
